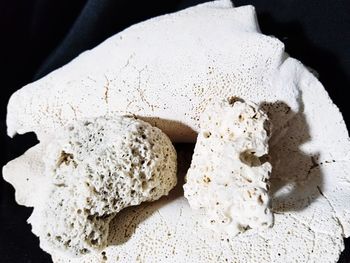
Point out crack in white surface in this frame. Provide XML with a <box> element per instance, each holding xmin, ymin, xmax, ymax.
<box><xmin>257</xmin><ymin>233</ymin><xmax>272</xmax><ymax>262</ymax></box>
<box><xmin>122</xmin><ymin>53</ymin><xmax>134</xmax><ymax>70</ymax></box>
<box><xmin>103</xmin><ymin>75</ymin><xmax>110</xmax><ymax>104</ymax></box>
<box><xmin>173</xmin><ymin>205</ymin><xmax>184</xmax><ymax>237</ymax></box>
<box><xmin>156</xmin><ymin>210</ymin><xmax>171</xmax><ymax>236</ymax></box>
<box><xmin>4</xmin><ymin>1</ymin><xmax>350</xmax><ymax>261</ymax></box>
<box><xmin>316</xmin><ymin>186</ymin><xmax>345</xmax><ymax>237</ymax></box>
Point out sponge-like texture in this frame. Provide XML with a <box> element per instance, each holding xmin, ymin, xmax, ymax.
<box><xmin>184</xmin><ymin>98</ymin><xmax>273</xmax><ymax>235</ymax></box>
<box><xmin>3</xmin><ymin>1</ymin><xmax>350</xmax><ymax>262</ymax></box>
<box><xmin>28</xmin><ymin>116</ymin><xmax>177</xmax><ymax>257</ymax></box>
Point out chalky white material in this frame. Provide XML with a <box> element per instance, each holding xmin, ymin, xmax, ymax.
<box><xmin>6</xmin><ymin>116</ymin><xmax>177</xmax><ymax>257</ymax></box>
<box><xmin>184</xmin><ymin>98</ymin><xmax>273</xmax><ymax>235</ymax></box>
<box><xmin>3</xmin><ymin>0</ymin><xmax>350</xmax><ymax>262</ymax></box>
<box><xmin>6</xmin><ymin>1</ymin><xmax>300</xmax><ymax>143</ymax></box>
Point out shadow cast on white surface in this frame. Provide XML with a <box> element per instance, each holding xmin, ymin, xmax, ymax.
<box><xmin>107</xmin><ymin>144</ymin><xmax>193</xmax><ymax>246</ymax></box>
<box><xmin>260</xmin><ymin>99</ymin><xmax>323</xmax><ymax>213</ymax></box>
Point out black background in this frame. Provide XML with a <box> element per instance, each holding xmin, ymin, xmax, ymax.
<box><xmin>1</xmin><ymin>0</ymin><xmax>349</xmax><ymax>262</ymax></box>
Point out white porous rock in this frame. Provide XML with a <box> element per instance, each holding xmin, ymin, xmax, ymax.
<box><xmin>6</xmin><ymin>0</ymin><xmax>300</xmax><ymax>143</ymax></box>
<box><xmin>27</xmin><ymin>116</ymin><xmax>177</xmax><ymax>257</ymax></box>
<box><xmin>184</xmin><ymin>98</ymin><xmax>273</xmax><ymax>235</ymax></box>
<box><xmin>3</xmin><ymin>1</ymin><xmax>350</xmax><ymax>262</ymax></box>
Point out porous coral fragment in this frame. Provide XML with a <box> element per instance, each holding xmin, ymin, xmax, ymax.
<box><xmin>28</xmin><ymin>116</ymin><xmax>177</xmax><ymax>256</ymax></box>
<box><xmin>184</xmin><ymin>98</ymin><xmax>273</xmax><ymax>235</ymax></box>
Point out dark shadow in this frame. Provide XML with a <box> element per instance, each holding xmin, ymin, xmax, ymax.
<box><xmin>108</xmin><ymin>97</ymin><xmax>326</xmax><ymax>246</ymax></box>
<box><xmin>255</xmin><ymin>12</ymin><xmax>350</xmax><ymax>131</ymax></box>
<box><xmin>107</xmin><ymin>143</ymin><xmax>194</xmax><ymax>246</ymax></box>
<box><xmin>2</xmin><ymin>129</ymin><xmax>38</xmax><ymax>166</ymax></box>
<box><xmin>136</xmin><ymin>116</ymin><xmax>198</xmax><ymax>143</ymax></box>
<box><xmin>249</xmin><ymin>9</ymin><xmax>349</xmax><ymax>262</ymax></box>
<box><xmin>339</xmin><ymin>238</ymin><xmax>350</xmax><ymax>263</ymax></box>
<box><xmin>260</xmin><ymin>98</ymin><xmax>323</xmax><ymax>213</ymax></box>
<box><xmin>108</xmin><ymin>96</ymin><xmax>326</xmax><ymax>245</ymax></box>
<box><xmin>34</xmin><ymin>0</ymin><xmax>184</xmax><ymax>80</ymax></box>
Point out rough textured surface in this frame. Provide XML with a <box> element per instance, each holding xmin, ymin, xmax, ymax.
<box><xmin>3</xmin><ymin>0</ymin><xmax>350</xmax><ymax>262</ymax></box>
<box><xmin>184</xmin><ymin>98</ymin><xmax>273</xmax><ymax>235</ymax></box>
<box><xmin>44</xmin><ymin>116</ymin><xmax>177</xmax><ymax>217</ymax></box>
<box><xmin>6</xmin><ymin>116</ymin><xmax>177</xmax><ymax>257</ymax></box>
<box><xmin>6</xmin><ymin>0</ymin><xmax>300</xmax><ymax>143</ymax></box>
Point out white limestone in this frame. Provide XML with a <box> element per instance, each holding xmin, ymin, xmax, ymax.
<box><xmin>8</xmin><ymin>116</ymin><xmax>177</xmax><ymax>257</ymax></box>
<box><xmin>184</xmin><ymin>98</ymin><xmax>273</xmax><ymax>235</ymax></box>
<box><xmin>6</xmin><ymin>1</ymin><xmax>300</xmax><ymax>143</ymax></box>
<box><xmin>3</xmin><ymin>0</ymin><xmax>350</xmax><ymax>262</ymax></box>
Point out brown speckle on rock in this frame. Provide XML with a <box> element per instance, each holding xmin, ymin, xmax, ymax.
<box><xmin>203</xmin><ymin>176</ymin><xmax>211</xmax><ymax>184</ymax></box>
<box><xmin>227</xmin><ymin>96</ymin><xmax>244</xmax><ymax>105</ymax></box>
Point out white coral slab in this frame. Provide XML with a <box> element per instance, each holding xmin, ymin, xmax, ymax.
<box><xmin>3</xmin><ymin>1</ymin><xmax>350</xmax><ymax>262</ymax></box>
